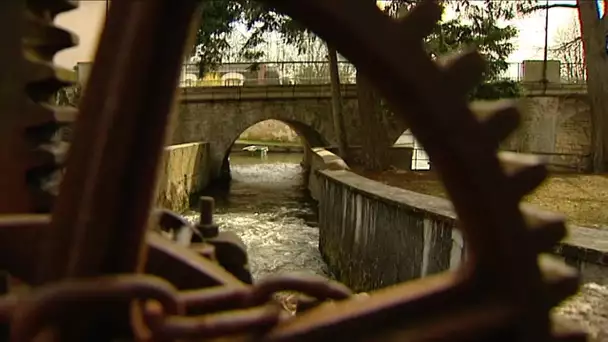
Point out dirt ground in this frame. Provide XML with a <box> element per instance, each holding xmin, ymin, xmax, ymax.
<box><xmin>353</xmin><ymin>167</ymin><xmax>608</xmax><ymax>229</ymax></box>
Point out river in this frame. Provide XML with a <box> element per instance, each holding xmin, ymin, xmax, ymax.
<box><xmin>183</xmin><ymin>153</ymin><xmax>608</xmax><ymax>340</ymax></box>
<box><xmin>185</xmin><ymin>152</ymin><xmax>331</xmax><ymax>281</ymax></box>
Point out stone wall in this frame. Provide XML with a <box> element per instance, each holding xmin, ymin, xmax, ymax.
<box><xmin>317</xmin><ymin>169</ymin><xmax>464</xmax><ymax>292</ymax></box>
<box><xmin>307</xmin><ymin>147</ymin><xmax>351</xmax><ymax>202</ymax></box>
<box><xmin>173</xmin><ymin>97</ymin><xmax>363</xmax><ymax>147</ymax></box>
<box><xmin>472</xmin><ymin>95</ymin><xmax>592</xmax><ymax>171</ymax></box>
<box><xmin>155</xmin><ymin>142</ymin><xmax>210</xmax><ymax>212</ymax></box>
<box><xmin>174</xmin><ymin>86</ymin><xmax>408</xmax><ymax>179</ymax></box>
<box><xmin>176</xmin><ymin>87</ymin><xmax>592</xmax><ymax>178</ymax></box>
<box><xmin>173</xmin><ymin>98</ymin><xmax>356</xmax><ymax>179</ymax></box>
<box><xmin>310</xmin><ymin>149</ymin><xmax>608</xmax><ymax>292</ymax></box>
<box><xmin>239</xmin><ymin>119</ymin><xmax>301</xmax><ymax>143</ymax></box>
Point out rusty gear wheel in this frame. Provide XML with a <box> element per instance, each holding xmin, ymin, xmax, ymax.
<box><xmin>0</xmin><ymin>0</ymin><xmax>77</xmax><ymax>214</ymax></box>
<box><xmin>0</xmin><ymin>0</ymin><xmax>584</xmax><ymax>341</ymax></box>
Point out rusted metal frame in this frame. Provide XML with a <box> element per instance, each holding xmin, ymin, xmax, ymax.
<box><xmin>0</xmin><ymin>215</ymin><xmax>248</xmax><ymax>338</ymax></box>
<box><xmin>9</xmin><ymin>275</ymin><xmax>182</xmax><ymax>342</ymax></box>
<box><xmin>0</xmin><ymin>0</ymin><xmax>585</xmax><ymax>340</ymax></box>
<box><xmin>153</xmin><ymin>202</ymin><xmax>253</xmax><ymax>284</ymax></box>
<box><xmin>37</xmin><ymin>0</ymin><xmax>201</xmax><ymax>283</ymax></box>
<box><xmin>0</xmin><ymin>216</ymin><xmax>245</xmax><ymax>289</ymax></box>
<box><xmin>22</xmin><ymin>0</ymin><xmax>79</xmax><ymax>214</ymax></box>
<box><xmin>0</xmin><ymin>215</ymin><xmax>49</xmax><ymax>283</ymax></box>
<box><xmin>146</xmin><ymin>232</ymin><xmax>245</xmax><ymax>289</ymax></box>
<box><xmin>0</xmin><ymin>273</ymin><xmax>354</xmax><ymax>341</ymax></box>
<box><xmin>0</xmin><ymin>0</ymin><xmax>32</xmax><ymax>213</ymax></box>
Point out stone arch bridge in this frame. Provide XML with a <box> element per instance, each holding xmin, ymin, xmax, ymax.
<box><xmin>170</xmin><ymin>84</ymin><xmax>407</xmax><ymax>179</ymax></box>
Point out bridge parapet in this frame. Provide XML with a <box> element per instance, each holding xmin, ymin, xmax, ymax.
<box><xmin>178</xmin><ymin>83</ymin><xmax>587</xmax><ymax>102</ymax></box>
<box><xmin>178</xmin><ymin>84</ymin><xmax>358</xmax><ymax>102</ymax></box>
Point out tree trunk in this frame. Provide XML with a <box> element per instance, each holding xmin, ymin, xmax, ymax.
<box><xmin>356</xmin><ymin>70</ymin><xmax>391</xmax><ymax>170</ymax></box>
<box><xmin>327</xmin><ymin>44</ymin><xmax>348</xmax><ymax>160</ymax></box>
<box><xmin>578</xmin><ymin>0</ymin><xmax>608</xmax><ymax>172</ymax></box>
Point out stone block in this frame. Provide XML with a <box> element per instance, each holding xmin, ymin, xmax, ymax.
<box><xmin>155</xmin><ymin>142</ymin><xmax>210</xmax><ymax>212</ymax></box>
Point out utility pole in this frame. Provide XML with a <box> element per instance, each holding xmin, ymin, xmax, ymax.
<box><xmin>541</xmin><ymin>0</ymin><xmax>550</xmax><ymax>94</ymax></box>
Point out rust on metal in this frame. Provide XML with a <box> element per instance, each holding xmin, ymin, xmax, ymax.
<box><xmin>0</xmin><ymin>0</ymin><xmax>587</xmax><ymax>340</ymax></box>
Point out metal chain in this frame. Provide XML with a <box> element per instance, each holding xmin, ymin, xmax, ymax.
<box><xmin>0</xmin><ymin>273</ymin><xmax>352</xmax><ymax>341</ymax></box>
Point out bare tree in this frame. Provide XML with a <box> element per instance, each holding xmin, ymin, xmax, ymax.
<box><xmin>292</xmin><ymin>35</ymin><xmax>355</xmax><ymax>84</ymax></box>
<box><xmin>549</xmin><ymin>15</ymin><xmax>585</xmax><ymax>83</ymax></box>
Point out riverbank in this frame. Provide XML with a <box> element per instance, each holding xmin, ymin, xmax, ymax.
<box><xmin>353</xmin><ymin>167</ymin><xmax>608</xmax><ymax>229</ymax></box>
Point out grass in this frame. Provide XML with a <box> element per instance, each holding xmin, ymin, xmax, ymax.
<box><xmin>352</xmin><ymin>167</ymin><xmax>608</xmax><ymax>229</ymax></box>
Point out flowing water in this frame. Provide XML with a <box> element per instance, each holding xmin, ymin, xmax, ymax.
<box><xmin>185</xmin><ymin>152</ymin><xmax>331</xmax><ymax>281</ymax></box>
<box><xmin>181</xmin><ymin>154</ymin><xmax>608</xmax><ymax>340</ymax></box>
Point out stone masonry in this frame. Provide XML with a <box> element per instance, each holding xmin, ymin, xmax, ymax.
<box><xmin>471</xmin><ymin>95</ymin><xmax>591</xmax><ymax>170</ymax></box>
<box><xmin>505</xmin><ymin>95</ymin><xmax>591</xmax><ymax>170</ymax></box>
<box><xmin>171</xmin><ymin>86</ymin><xmax>407</xmax><ymax>178</ymax></box>
<box><xmin>171</xmin><ymin>85</ymin><xmax>592</xmax><ymax>179</ymax></box>
<box><xmin>155</xmin><ymin>142</ymin><xmax>210</xmax><ymax>212</ymax></box>
<box><xmin>239</xmin><ymin>119</ymin><xmax>301</xmax><ymax>143</ymax></box>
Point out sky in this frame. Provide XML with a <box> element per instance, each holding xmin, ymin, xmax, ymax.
<box><xmin>53</xmin><ymin>0</ymin><xmax>591</xmax><ymax>70</ymax></box>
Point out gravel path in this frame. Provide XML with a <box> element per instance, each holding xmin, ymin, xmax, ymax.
<box><xmin>555</xmin><ymin>283</ymin><xmax>608</xmax><ymax>341</ymax></box>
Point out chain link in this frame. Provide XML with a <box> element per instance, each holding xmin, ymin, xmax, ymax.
<box><xmin>6</xmin><ymin>275</ymin><xmax>181</xmax><ymax>342</ymax></box>
<box><xmin>143</xmin><ymin>273</ymin><xmax>353</xmax><ymax>340</ymax></box>
<box><xmin>0</xmin><ymin>273</ymin><xmax>353</xmax><ymax>341</ymax></box>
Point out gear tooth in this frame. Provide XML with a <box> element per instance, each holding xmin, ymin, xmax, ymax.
<box><xmin>525</xmin><ymin>215</ymin><xmax>567</xmax><ymax>253</ymax></box>
<box><xmin>479</xmin><ymin>104</ymin><xmax>520</xmax><ymax>148</ymax></box>
<box><xmin>24</xmin><ymin>100</ymin><xmax>57</xmax><ymax>127</ymax></box>
<box><xmin>24</xmin><ymin>56</ymin><xmax>75</xmax><ymax>84</ymax></box>
<box><xmin>27</xmin><ymin>149</ymin><xmax>57</xmax><ymax>170</ymax></box>
<box><xmin>24</xmin><ymin>101</ymin><xmax>77</xmax><ymax>129</ymax></box>
<box><xmin>538</xmin><ymin>254</ymin><xmax>580</xmax><ymax>304</ymax></box>
<box><xmin>51</xmin><ymin>105</ymin><xmax>78</xmax><ymax>124</ymax></box>
<box><xmin>27</xmin><ymin>0</ymin><xmax>78</xmax><ymax>19</ymax></box>
<box><xmin>438</xmin><ymin>50</ymin><xmax>486</xmax><ymax>97</ymax></box>
<box><xmin>396</xmin><ymin>0</ymin><xmax>443</xmax><ymax>39</ymax></box>
<box><xmin>26</xmin><ymin>184</ymin><xmax>57</xmax><ymax>213</ymax></box>
<box><xmin>19</xmin><ymin>0</ymin><xmax>79</xmax><ymax>211</ymax></box>
<box><xmin>498</xmin><ymin>151</ymin><xmax>545</xmax><ymax>175</ymax></box>
<box><xmin>24</xmin><ymin>59</ymin><xmax>74</xmax><ymax>103</ymax></box>
<box><xmin>508</xmin><ymin>163</ymin><xmax>548</xmax><ymax>199</ymax></box>
<box><xmin>498</xmin><ymin>151</ymin><xmax>548</xmax><ymax>198</ymax></box>
<box><xmin>24</xmin><ymin>10</ymin><xmax>79</xmax><ymax>60</ymax></box>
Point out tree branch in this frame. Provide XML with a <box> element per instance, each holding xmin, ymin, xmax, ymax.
<box><xmin>521</xmin><ymin>3</ymin><xmax>578</xmax><ymax>14</ymax></box>
<box><xmin>550</xmin><ymin>36</ymin><xmax>583</xmax><ymax>52</ymax></box>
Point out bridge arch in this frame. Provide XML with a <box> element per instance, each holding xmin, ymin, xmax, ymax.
<box><xmin>174</xmin><ymin>96</ymin><xmax>341</xmax><ymax>181</ymax></box>
<box><xmin>213</xmin><ymin>118</ymin><xmax>330</xmax><ymax>182</ymax></box>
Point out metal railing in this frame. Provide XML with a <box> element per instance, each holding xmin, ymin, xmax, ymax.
<box><xmin>179</xmin><ymin>61</ymin><xmax>357</xmax><ymax>87</ymax></box>
<box><xmin>559</xmin><ymin>63</ymin><xmax>587</xmax><ymax>84</ymax></box>
<box><xmin>179</xmin><ymin>61</ymin><xmax>587</xmax><ymax>88</ymax></box>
